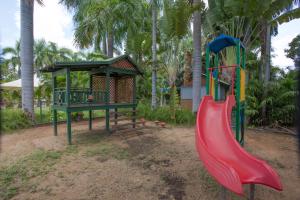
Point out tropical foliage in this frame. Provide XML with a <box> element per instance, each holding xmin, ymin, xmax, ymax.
<box><xmin>1</xmin><ymin>0</ymin><xmax>299</xmax><ymax>129</ymax></box>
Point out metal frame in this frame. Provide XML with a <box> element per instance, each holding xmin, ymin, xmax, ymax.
<box><xmin>205</xmin><ymin>38</ymin><xmax>245</xmax><ymax>143</ymax></box>
<box><xmin>205</xmin><ymin>36</ymin><xmax>247</xmax><ymax>199</ymax></box>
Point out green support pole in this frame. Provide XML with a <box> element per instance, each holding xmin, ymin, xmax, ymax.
<box><xmin>66</xmin><ymin>68</ymin><xmax>70</xmax><ymax>107</ymax></box>
<box><xmin>66</xmin><ymin>67</ymin><xmax>72</xmax><ymax>144</ymax></box>
<box><xmin>39</xmin><ymin>97</ymin><xmax>42</xmax><ymax>122</ymax></box>
<box><xmin>235</xmin><ymin>41</ymin><xmax>241</xmax><ymax>142</ymax></box>
<box><xmin>114</xmin><ymin>108</ymin><xmax>118</xmax><ymax>125</ymax></box>
<box><xmin>105</xmin><ymin>69</ymin><xmax>110</xmax><ymax>131</ymax></box>
<box><xmin>89</xmin><ymin>75</ymin><xmax>93</xmax><ymax>130</ymax></box>
<box><xmin>242</xmin><ymin>48</ymin><xmax>246</xmax><ymax>69</ymax></box>
<box><xmin>205</xmin><ymin>47</ymin><xmax>210</xmax><ymax>95</ymax></box>
<box><xmin>52</xmin><ymin>74</ymin><xmax>57</xmax><ymax>136</ymax></box>
<box><xmin>89</xmin><ymin>110</ymin><xmax>92</xmax><ymax>130</ymax></box>
<box><xmin>214</xmin><ymin>54</ymin><xmax>219</xmax><ymax>100</ymax></box>
<box><xmin>132</xmin><ymin>76</ymin><xmax>136</xmax><ymax>128</ymax></box>
<box><xmin>241</xmin><ymin>48</ymin><xmax>246</xmax><ymax>145</ymax></box>
<box><xmin>53</xmin><ymin>110</ymin><xmax>58</xmax><ymax>136</ymax></box>
<box><xmin>67</xmin><ymin>111</ymin><xmax>72</xmax><ymax>145</ymax></box>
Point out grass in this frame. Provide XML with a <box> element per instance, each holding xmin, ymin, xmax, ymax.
<box><xmin>0</xmin><ymin>150</ymin><xmax>62</xmax><ymax>200</ymax></box>
<box><xmin>84</xmin><ymin>144</ymin><xmax>129</xmax><ymax>160</ymax></box>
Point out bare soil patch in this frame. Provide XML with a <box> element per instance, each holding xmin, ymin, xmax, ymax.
<box><xmin>0</xmin><ymin>120</ymin><xmax>299</xmax><ymax>200</ymax></box>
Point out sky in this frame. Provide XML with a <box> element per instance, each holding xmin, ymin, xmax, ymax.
<box><xmin>0</xmin><ymin>0</ymin><xmax>299</xmax><ymax>68</ymax></box>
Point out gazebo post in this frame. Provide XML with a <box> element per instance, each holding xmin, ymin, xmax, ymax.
<box><xmin>66</xmin><ymin>67</ymin><xmax>72</xmax><ymax>144</ymax></box>
<box><xmin>89</xmin><ymin>74</ymin><xmax>93</xmax><ymax>130</ymax></box>
<box><xmin>52</xmin><ymin>73</ymin><xmax>58</xmax><ymax>136</ymax></box>
<box><xmin>132</xmin><ymin>75</ymin><xmax>136</xmax><ymax>128</ymax></box>
<box><xmin>105</xmin><ymin>69</ymin><xmax>110</xmax><ymax>131</ymax></box>
<box><xmin>67</xmin><ymin>111</ymin><xmax>72</xmax><ymax>145</ymax></box>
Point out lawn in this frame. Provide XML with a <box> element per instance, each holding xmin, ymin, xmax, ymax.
<box><xmin>0</xmin><ymin>120</ymin><xmax>299</xmax><ymax>200</ymax></box>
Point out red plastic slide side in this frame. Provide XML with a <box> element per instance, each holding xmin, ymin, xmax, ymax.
<box><xmin>195</xmin><ymin>95</ymin><xmax>282</xmax><ymax>195</ymax></box>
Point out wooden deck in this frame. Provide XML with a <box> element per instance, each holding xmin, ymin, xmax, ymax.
<box><xmin>53</xmin><ymin>103</ymin><xmax>137</xmax><ymax>112</ymax></box>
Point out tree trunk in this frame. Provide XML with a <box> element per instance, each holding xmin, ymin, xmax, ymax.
<box><xmin>295</xmin><ymin>47</ymin><xmax>300</xmax><ymax>147</ymax></box>
<box><xmin>94</xmin><ymin>35</ymin><xmax>101</xmax><ymax>52</ymax></box>
<box><xmin>20</xmin><ymin>0</ymin><xmax>34</xmax><ymax>118</ymax></box>
<box><xmin>261</xmin><ymin>21</ymin><xmax>271</xmax><ymax>125</ymax></box>
<box><xmin>259</xmin><ymin>21</ymin><xmax>267</xmax><ymax>82</ymax></box>
<box><xmin>107</xmin><ymin>30</ymin><xmax>113</xmax><ymax>58</ymax></box>
<box><xmin>151</xmin><ymin>1</ymin><xmax>157</xmax><ymax>109</ymax></box>
<box><xmin>192</xmin><ymin>0</ymin><xmax>202</xmax><ymax>113</ymax></box>
<box><xmin>102</xmin><ymin>33</ymin><xmax>107</xmax><ymax>56</ymax></box>
<box><xmin>18</xmin><ymin>66</ymin><xmax>21</xmax><ymax>78</ymax></box>
<box><xmin>264</xmin><ymin>24</ymin><xmax>271</xmax><ymax>84</ymax></box>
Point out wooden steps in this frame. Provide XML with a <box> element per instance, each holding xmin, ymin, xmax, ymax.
<box><xmin>110</xmin><ymin>116</ymin><xmax>134</xmax><ymax>122</ymax></box>
<box><xmin>109</xmin><ymin>110</ymin><xmax>137</xmax><ymax>117</ymax></box>
<box><xmin>112</xmin><ymin>126</ymin><xmax>145</xmax><ymax>134</ymax></box>
<box><xmin>111</xmin><ymin>121</ymin><xmax>143</xmax><ymax>129</ymax></box>
<box><xmin>109</xmin><ymin>109</ymin><xmax>148</xmax><ymax>135</ymax></box>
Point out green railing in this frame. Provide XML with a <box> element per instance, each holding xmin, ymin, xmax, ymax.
<box><xmin>54</xmin><ymin>88</ymin><xmax>106</xmax><ymax>105</ymax></box>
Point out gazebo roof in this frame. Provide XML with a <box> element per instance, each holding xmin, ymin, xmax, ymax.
<box><xmin>0</xmin><ymin>74</ymin><xmax>41</xmax><ymax>89</ymax></box>
<box><xmin>40</xmin><ymin>54</ymin><xmax>143</xmax><ymax>75</ymax></box>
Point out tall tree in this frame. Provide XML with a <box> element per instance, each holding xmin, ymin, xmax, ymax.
<box><xmin>20</xmin><ymin>0</ymin><xmax>43</xmax><ymax>117</ymax></box>
<box><xmin>61</xmin><ymin>0</ymin><xmax>146</xmax><ymax>58</ymax></box>
<box><xmin>261</xmin><ymin>0</ymin><xmax>300</xmax><ymax>123</ymax></box>
<box><xmin>2</xmin><ymin>41</ymin><xmax>21</xmax><ymax>78</ymax></box>
<box><xmin>285</xmin><ymin>34</ymin><xmax>300</xmax><ymax>60</ymax></box>
<box><xmin>151</xmin><ymin>0</ymin><xmax>158</xmax><ymax>109</ymax></box>
<box><xmin>192</xmin><ymin>0</ymin><xmax>203</xmax><ymax>112</ymax></box>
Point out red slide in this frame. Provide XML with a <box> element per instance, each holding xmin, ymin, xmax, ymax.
<box><xmin>195</xmin><ymin>95</ymin><xmax>282</xmax><ymax>195</ymax></box>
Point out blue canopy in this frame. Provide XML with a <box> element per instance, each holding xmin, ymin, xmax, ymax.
<box><xmin>208</xmin><ymin>34</ymin><xmax>244</xmax><ymax>54</ymax></box>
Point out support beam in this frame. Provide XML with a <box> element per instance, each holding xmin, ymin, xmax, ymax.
<box><xmin>53</xmin><ymin>110</ymin><xmax>58</xmax><ymax>136</ymax></box>
<box><xmin>67</xmin><ymin>111</ymin><xmax>72</xmax><ymax>145</ymax></box>
<box><xmin>89</xmin><ymin>110</ymin><xmax>92</xmax><ymax>130</ymax></box>
<box><xmin>214</xmin><ymin>54</ymin><xmax>219</xmax><ymax>100</ymax></box>
<box><xmin>235</xmin><ymin>42</ymin><xmax>241</xmax><ymax>142</ymax></box>
<box><xmin>219</xmin><ymin>186</ymin><xmax>227</xmax><ymax>200</ymax></box>
<box><xmin>66</xmin><ymin>68</ymin><xmax>71</xmax><ymax>107</ymax></box>
<box><xmin>205</xmin><ymin>47</ymin><xmax>210</xmax><ymax>95</ymax></box>
<box><xmin>114</xmin><ymin>108</ymin><xmax>118</xmax><ymax>125</ymax></box>
<box><xmin>52</xmin><ymin>74</ymin><xmax>57</xmax><ymax>136</ymax></box>
<box><xmin>105</xmin><ymin>69</ymin><xmax>110</xmax><ymax>131</ymax></box>
<box><xmin>132</xmin><ymin>76</ymin><xmax>136</xmax><ymax>128</ymax></box>
<box><xmin>106</xmin><ymin>109</ymin><xmax>110</xmax><ymax>131</ymax></box>
<box><xmin>89</xmin><ymin>75</ymin><xmax>93</xmax><ymax>130</ymax></box>
<box><xmin>249</xmin><ymin>184</ymin><xmax>255</xmax><ymax>200</ymax></box>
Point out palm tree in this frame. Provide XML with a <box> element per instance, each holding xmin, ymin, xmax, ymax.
<box><xmin>151</xmin><ymin>0</ymin><xmax>158</xmax><ymax>109</ymax></box>
<box><xmin>192</xmin><ymin>0</ymin><xmax>203</xmax><ymax>112</ymax></box>
<box><xmin>61</xmin><ymin>0</ymin><xmax>146</xmax><ymax>58</ymax></box>
<box><xmin>20</xmin><ymin>0</ymin><xmax>43</xmax><ymax>117</ymax></box>
<box><xmin>261</xmin><ymin>0</ymin><xmax>300</xmax><ymax>84</ymax></box>
<box><xmin>259</xmin><ymin>0</ymin><xmax>300</xmax><ymax>123</ymax></box>
<box><xmin>2</xmin><ymin>41</ymin><xmax>21</xmax><ymax>78</ymax></box>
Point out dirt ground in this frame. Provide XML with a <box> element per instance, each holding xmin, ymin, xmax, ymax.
<box><xmin>0</xmin><ymin>119</ymin><xmax>299</xmax><ymax>200</ymax></box>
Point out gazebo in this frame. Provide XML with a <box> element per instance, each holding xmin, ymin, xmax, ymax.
<box><xmin>41</xmin><ymin>55</ymin><xmax>142</xmax><ymax>144</ymax></box>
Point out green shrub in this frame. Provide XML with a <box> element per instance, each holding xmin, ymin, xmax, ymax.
<box><xmin>137</xmin><ymin>103</ymin><xmax>195</xmax><ymax>126</ymax></box>
<box><xmin>1</xmin><ymin>109</ymin><xmax>33</xmax><ymax>133</ymax></box>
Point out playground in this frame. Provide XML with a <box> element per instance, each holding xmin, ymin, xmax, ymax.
<box><xmin>0</xmin><ymin>120</ymin><xmax>299</xmax><ymax>200</ymax></box>
<box><xmin>1</xmin><ymin>1</ymin><xmax>300</xmax><ymax>199</ymax></box>
<box><xmin>1</xmin><ymin>34</ymin><xmax>297</xmax><ymax>200</ymax></box>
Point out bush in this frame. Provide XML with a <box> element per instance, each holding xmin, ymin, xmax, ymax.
<box><xmin>1</xmin><ymin>108</ymin><xmax>106</xmax><ymax>133</ymax></box>
<box><xmin>137</xmin><ymin>103</ymin><xmax>195</xmax><ymax>126</ymax></box>
<box><xmin>1</xmin><ymin>109</ymin><xmax>33</xmax><ymax>133</ymax></box>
